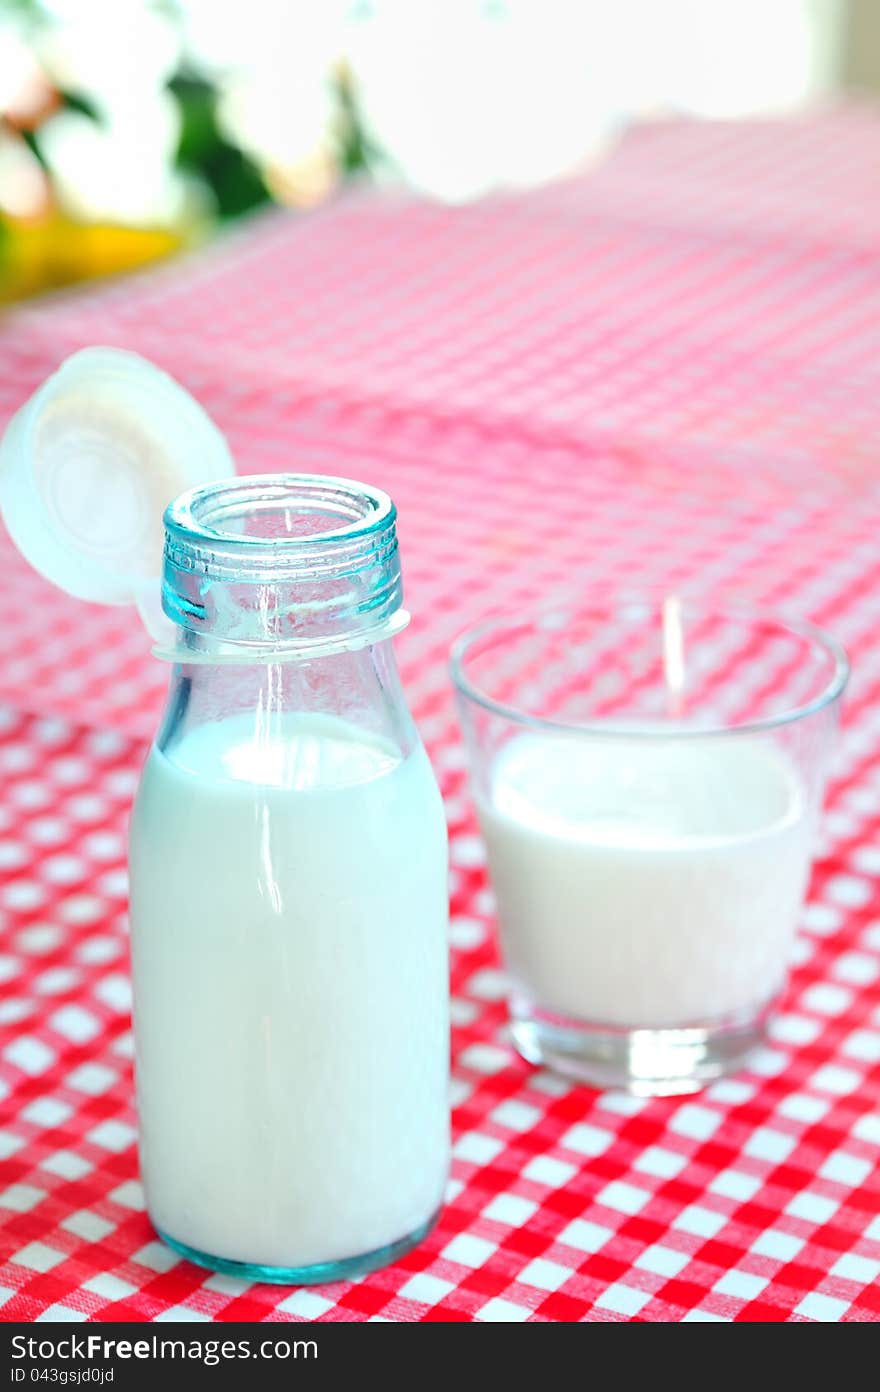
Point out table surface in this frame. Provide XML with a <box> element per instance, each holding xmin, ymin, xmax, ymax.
<box><xmin>1</xmin><ymin>107</ymin><xmax>880</xmax><ymax>1323</ymax></box>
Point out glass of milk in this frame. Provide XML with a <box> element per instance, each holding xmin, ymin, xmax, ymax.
<box><xmin>451</xmin><ymin>599</ymin><xmax>847</xmax><ymax>1096</ymax></box>
<box><xmin>129</xmin><ymin>474</ymin><xmax>449</xmax><ymax>1282</ymax></box>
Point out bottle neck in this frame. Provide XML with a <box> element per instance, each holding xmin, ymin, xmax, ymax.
<box><xmin>162</xmin><ymin>474</ymin><xmax>403</xmax><ymax>649</ymax></box>
<box><xmin>151</xmin><ymin>609</ymin><xmax>410</xmax><ymax>666</ymax></box>
<box><xmin>157</xmin><ymin>637</ymin><xmax>418</xmax><ymax>764</ymax></box>
<box><xmin>155</xmin><ymin>474</ymin><xmax>417</xmax><ymax>771</ymax></box>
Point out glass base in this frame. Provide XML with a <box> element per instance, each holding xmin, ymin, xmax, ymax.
<box><xmin>156</xmin><ymin>1208</ymin><xmax>441</xmax><ymax>1286</ymax></box>
<box><xmin>510</xmin><ymin>1000</ymin><xmax>772</xmax><ymax>1096</ymax></box>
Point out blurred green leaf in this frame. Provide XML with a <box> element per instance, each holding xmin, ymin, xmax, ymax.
<box><xmin>0</xmin><ymin>0</ymin><xmax>46</xmax><ymax>20</ymax></box>
<box><xmin>18</xmin><ymin>127</ymin><xmax>46</xmax><ymax>170</ymax></box>
<box><xmin>58</xmin><ymin>88</ymin><xmax>102</xmax><ymax>123</ymax></box>
<box><xmin>150</xmin><ymin>0</ymin><xmax>183</xmax><ymax>20</ymax></box>
<box><xmin>334</xmin><ymin>67</ymin><xmax>378</xmax><ymax>176</ymax></box>
<box><xmin>169</xmin><ymin>72</ymin><xmax>271</xmax><ymax>220</ymax></box>
<box><xmin>5</xmin><ymin>87</ymin><xmax>98</xmax><ymax>184</ymax></box>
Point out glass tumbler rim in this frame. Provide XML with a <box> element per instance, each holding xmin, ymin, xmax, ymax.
<box><xmin>449</xmin><ymin>597</ymin><xmax>850</xmax><ymax>740</ymax></box>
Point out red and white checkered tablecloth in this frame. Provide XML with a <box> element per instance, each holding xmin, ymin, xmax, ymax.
<box><xmin>1</xmin><ymin>108</ymin><xmax>880</xmax><ymax>1323</ymax></box>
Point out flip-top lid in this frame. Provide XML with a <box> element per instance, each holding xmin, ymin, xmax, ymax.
<box><xmin>0</xmin><ymin>347</ymin><xmax>235</xmax><ymax>605</ymax></box>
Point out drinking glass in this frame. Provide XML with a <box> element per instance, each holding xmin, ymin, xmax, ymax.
<box><xmin>451</xmin><ymin>598</ymin><xmax>848</xmax><ymax>1095</ymax></box>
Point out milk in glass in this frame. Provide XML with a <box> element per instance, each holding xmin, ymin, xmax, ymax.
<box><xmin>479</xmin><ymin>732</ymin><xmax>812</xmax><ymax>1029</ymax></box>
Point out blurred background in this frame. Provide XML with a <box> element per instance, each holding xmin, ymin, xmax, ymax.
<box><xmin>0</xmin><ymin>0</ymin><xmax>876</xmax><ymax>303</ymax></box>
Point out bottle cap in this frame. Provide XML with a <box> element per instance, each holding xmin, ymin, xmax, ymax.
<box><xmin>0</xmin><ymin>347</ymin><xmax>235</xmax><ymax>605</ymax></box>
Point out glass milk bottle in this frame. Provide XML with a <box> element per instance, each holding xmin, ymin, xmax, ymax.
<box><xmin>129</xmin><ymin>474</ymin><xmax>450</xmax><ymax>1283</ymax></box>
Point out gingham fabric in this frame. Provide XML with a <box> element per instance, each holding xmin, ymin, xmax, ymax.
<box><xmin>1</xmin><ymin>108</ymin><xmax>880</xmax><ymax>1323</ymax></box>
